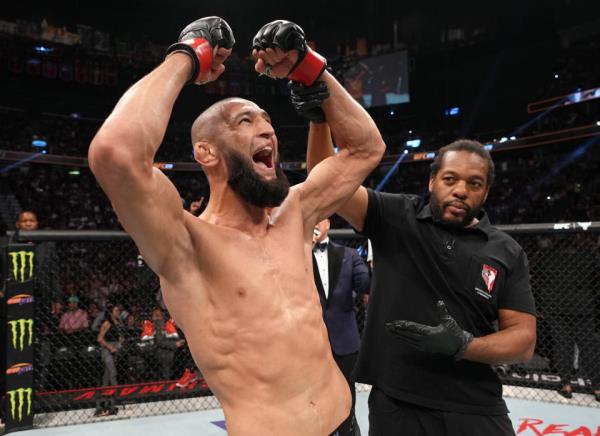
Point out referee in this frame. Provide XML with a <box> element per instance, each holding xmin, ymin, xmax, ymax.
<box><xmin>303</xmin><ymin>117</ymin><xmax>536</xmax><ymax>436</ymax></box>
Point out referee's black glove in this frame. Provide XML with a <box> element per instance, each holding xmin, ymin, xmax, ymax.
<box><xmin>289</xmin><ymin>80</ymin><xmax>330</xmax><ymax>123</ymax></box>
<box><xmin>385</xmin><ymin>300</ymin><xmax>474</xmax><ymax>360</ymax></box>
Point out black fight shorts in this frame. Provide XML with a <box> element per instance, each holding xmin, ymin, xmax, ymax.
<box><xmin>331</xmin><ymin>411</ymin><xmax>361</xmax><ymax>436</ymax></box>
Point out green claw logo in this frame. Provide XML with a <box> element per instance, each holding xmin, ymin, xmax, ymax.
<box><xmin>8</xmin><ymin>319</ymin><xmax>34</xmax><ymax>351</ymax></box>
<box><xmin>9</xmin><ymin>251</ymin><xmax>35</xmax><ymax>282</ymax></box>
<box><xmin>7</xmin><ymin>388</ymin><xmax>32</xmax><ymax>422</ymax></box>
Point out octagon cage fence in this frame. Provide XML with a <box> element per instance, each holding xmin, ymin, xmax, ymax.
<box><xmin>1</xmin><ymin>221</ymin><xmax>599</xmax><ymax>431</ymax></box>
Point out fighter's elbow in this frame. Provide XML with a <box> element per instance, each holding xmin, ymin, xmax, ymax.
<box><xmin>89</xmin><ymin>137</ymin><xmax>117</xmax><ymax>171</ymax></box>
<box><xmin>89</xmin><ymin>130</ymin><xmax>143</xmax><ymax>176</ymax></box>
<box><xmin>357</xmin><ymin>134</ymin><xmax>386</xmax><ymax>164</ymax></box>
<box><xmin>375</xmin><ymin>136</ymin><xmax>386</xmax><ymax>159</ymax></box>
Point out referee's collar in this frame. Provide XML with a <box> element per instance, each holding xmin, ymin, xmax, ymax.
<box><xmin>417</xmin><ymin>204</ymin><xmax>492</xmax><ymax>238</ymax></box>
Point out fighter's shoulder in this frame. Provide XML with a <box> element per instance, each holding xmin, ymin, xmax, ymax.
<box><xmin>285</xmin><ymin>184</ymin><xmax>304</xmax><ymax>205</ymax></box>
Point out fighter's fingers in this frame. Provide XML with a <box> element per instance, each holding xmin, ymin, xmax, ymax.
<box><xmin>261</xmin><ymin>47</ymin><xmax>280</xmax><ymax>66</ymax></box>
<box><xmin>254</xmin><ymin>57</ymin><xmax>268</xmax><ymax>74</ymax></box>
<box><xmin>272</xmin><ymin>46</ymin><xmax>289</xmax><ymax>60</ymax></box>
<box><xmin>210</xmin><ymin>64</ymin><xmax>226</xmax><ymax>80</ymax></box>
<box><xmin>214</xmin><ymin>47</ymin><xmax>232</xmax><ymax>64</ymax></box>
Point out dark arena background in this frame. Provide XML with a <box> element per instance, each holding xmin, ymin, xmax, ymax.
<box><xmin>1</xmin><ymin>1</ymin><xmax>600</xmax><ymax>435</ymax></box>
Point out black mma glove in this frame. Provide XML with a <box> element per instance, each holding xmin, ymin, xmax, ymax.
<box><xmin>252</xmin><ymin>20</ymin><xmax>326</xmax><ymax>86</ymax></box>
<box><xmin>385</xmin><ymin>300</ymin><xmax>474</xmax><ymax>360</ymax></box>
<box><xmin>289</xmin><ymin>80</ymin><xmax>330</xmax><ymax>123</ymax></box>
<box><xmin>166</xmin><ymin>16</ymin><xmax>235</xmax><ymax>85</ymax></box>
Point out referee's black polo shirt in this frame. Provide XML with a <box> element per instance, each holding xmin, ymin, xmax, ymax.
<box><xmin>355</xmin><ymin>189</ymin><xmax>536</xmax><ymax>415</ymax></box>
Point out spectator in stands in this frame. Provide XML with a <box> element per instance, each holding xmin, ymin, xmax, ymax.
<box><xmin>38</xmin><ymin>297</ymin><xmax>72</xmax><ymax>390</ymax></box>
<box><xmin>91</xmin><ymin>307</ymin><xmax>105</xmax><ymax>332</ymax></box>
<box><xmin>121</xmin><ymin>313</ymin><xmax>145</xmax><ymax>382</ymax></box>
<box><xmin>189</xmin><ymin>196</ymin><xmax>206</xmax><ymax>217</ymax></box>
<box><xmin>59</xmin><ymin>295</ymin><xmax>89</xmax><ymax>334</ymax></box>
<box><xmin>63</xmin><ymin>281</ymin><xmax>78</xmax><ymax>299</ymax></box>
<box><xmin>142</xmin><ymin>308</ymin><xmax>185</xmax><ymax>380</ymax></box>
<box><xmin>15</xmin><ymin>210</ymin><xmax>38</xmax><ymax>230</ymax></box>
<box><xmin>88</xmin><ymin>302</ymin><xmax>101</xmax><ymax>324</ymax></box>
<box><xmin>96</xmin><ymin>304</ymin><xmax>124</xmax><ymax>416</ymax></box>
<box><xmin>50</xmin><ymin>299</ymin><xmax>64</xmax><ymax>324</ymax></box>
<box><xmin>116</xmin><ymin>302</ymin><xmax>130</xmax><ymax>323</ymax></box>
<box><xmin>125</xmin><ymin>313</ymin><xmax>141</xmax><ymax>338</ymax></box>
<box><xmin>10</xmin><ymin>210</ymin><xmax>62</xmax><ymax>306</ymax></box>
<box><xmin>89</xmin><ymin>276</ymin><xmax>110</xmax><ymax>309</ymax></box>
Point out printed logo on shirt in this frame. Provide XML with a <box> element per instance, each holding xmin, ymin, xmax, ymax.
<box><xmin>481</xmin><ymin>264</ymin><xmax>497</xmax><ymax>292</ymax></box>
<box><xmin>475</xmin><ymin>264</ymin><xmax>498</xmax><ymax>300</ymax></box>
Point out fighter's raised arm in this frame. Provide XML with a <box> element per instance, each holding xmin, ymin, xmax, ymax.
<box><xmin>88</xmin><ymin>17</ymin><xmax>234</xmax><ymax>276</ymax></box>
<box><xmin>304</xmin><ymin>121</ymin><xmax>370</xmax><ymax>232</ymax></box>
<box><xmin>252</xmin><ymin>20</ymin><xmax>385</xmax><ymax>227</ymax></box>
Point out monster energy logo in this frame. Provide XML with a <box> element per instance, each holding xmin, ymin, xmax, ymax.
<box><xmin>8</xmin><ymin>319</ymin><xmax>34</xmax><ymax>351</ymax></box>
<box><xmin>7</xmin><ymin>388</ymin><xmax>32</xmax><ymax>422</ymax></box>
<box><xmin>9</xmin><ymin>251</ymin><xmax>34</xmax><ymax>282</ymax></box>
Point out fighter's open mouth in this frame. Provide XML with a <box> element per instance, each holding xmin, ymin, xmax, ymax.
<box><xmin>252</xmin><ymin>148</ymin><xmax>273</xmax><ymax>168</ymax></box>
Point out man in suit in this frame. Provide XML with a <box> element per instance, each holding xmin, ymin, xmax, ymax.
<box><xmin>312</xmin><ymin>218</ymin><xmax>370</xmax><ymax>417</ymax></box>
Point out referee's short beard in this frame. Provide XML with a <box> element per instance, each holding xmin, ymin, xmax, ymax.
<box><xmin>429</xmin><ymin>191</ymin><xmax>483</xmax><ymax>228</ymax></box>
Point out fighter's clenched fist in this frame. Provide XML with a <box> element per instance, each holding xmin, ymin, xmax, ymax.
<box><xmin>166</xmin><ymin>16</ymin><xmax>235</xmax><ymax>84</ymax></box>
<box><xmin>252</xmin><ymin>20</ymin><xmax>326</xmax><ymax>86</ymax></box>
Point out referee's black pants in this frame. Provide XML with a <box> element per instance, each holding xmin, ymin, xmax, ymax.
<box><xmin>368</xmin><ymin>387</ymin><xmax>515</xmax><ymax>436</ymax></box>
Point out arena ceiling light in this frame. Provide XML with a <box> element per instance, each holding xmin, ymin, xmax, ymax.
<box><xmin>34</xmin><ymin>45</ymin><xmax>53</xmax><ymax>53</ymax></box>
<box><xmin>444</xmin><ymin>107</ymin><xmax>460</xmax><ymax>117</ymax></box>
<box><xmin>406</xmin><ymin>139</ymin><xmax>421</xmax><ymax>148</ymax></box>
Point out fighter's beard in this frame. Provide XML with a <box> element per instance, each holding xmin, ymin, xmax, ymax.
<box><xmin>226</xmin><ymin>148</ymin><xmax>290</xmax><ymax>208</ymax></box>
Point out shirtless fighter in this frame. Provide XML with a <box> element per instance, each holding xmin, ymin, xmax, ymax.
<box><xmin>88</xmin><ymin>17</ymin><xmax>385</xmax><ymax>436</ymax></box>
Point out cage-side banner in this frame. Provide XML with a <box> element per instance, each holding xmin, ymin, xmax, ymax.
<box><xmin>4</xmin><ymin>244</ymin><xmax>36</xmax><ymax>432</ymax></box>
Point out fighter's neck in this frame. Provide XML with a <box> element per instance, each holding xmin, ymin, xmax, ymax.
<box><xmin>201</xmin><ymin>190</ymin><xmax>272</xmax><ymax>235</ymax></box>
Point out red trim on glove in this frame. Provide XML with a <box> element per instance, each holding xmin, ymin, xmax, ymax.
<box><xmin>287</xmin><ymin>49</ymin><xmax>326</xmax><ymax>86</ymax></box>
<box><xmin>180</xmin><ymin>38</ymin><xmax>213</xmax><ymax>83</ymax></box>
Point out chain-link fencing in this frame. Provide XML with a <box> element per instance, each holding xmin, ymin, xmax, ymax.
<box><xmin>2</xmin><ymin>223</ymin><xmax>599</xmax><ymax>430</ymax></box>
<box><xmin>2</xmin><ymin>231</ymin><xmax>219</xmax><ymax>430</ymax></box>
<box><xmin>330</xmin><ymin>223</ymin><xmax>600</xmax><ymax>408</ymax></box>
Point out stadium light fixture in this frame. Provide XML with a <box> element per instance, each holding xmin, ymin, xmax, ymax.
<box><xmin>34</xmin><ymin>45</ymin><xmax>53</xmax><ymax>54</ymax></box>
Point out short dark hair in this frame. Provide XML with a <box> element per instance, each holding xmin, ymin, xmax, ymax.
<box><xmin>429</xmin><ymin>139</ymin><xmax>495</xmax><ymax>187</ymax></box>
<box><xmin>16</xmin><ymin>210</ymin><xmax>37</xmax><ymax>221</ymax></box>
